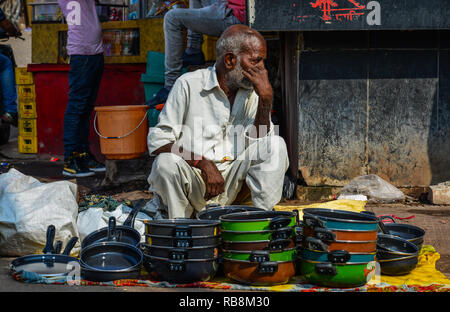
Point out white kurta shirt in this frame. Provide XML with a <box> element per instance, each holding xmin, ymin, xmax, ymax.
<box><xmin>147</xmin><ymin>66</ymin><xmax>274</xmax><ymax>172</ymax></box>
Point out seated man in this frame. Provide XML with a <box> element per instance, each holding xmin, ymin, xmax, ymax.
<box><xmin>146</xmin><ymin>25</ymin><xmax>289</xmax><ymax>219</ymax></box>
<box><xmin>148</xmin><ymin>0</ymin><xmax>245</xmax><ymax>106</ymax></box>
<box><xmin>0</xmin><ymin>8</ymin><xmax>19</xmax><ymax>126</ymax></box>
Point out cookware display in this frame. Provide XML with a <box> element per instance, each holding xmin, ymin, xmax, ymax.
<box><xmin>10</xmin><ymin>225</ymin><xmax>80</xmax><ymax>278</ymax></box>
<box><xmin>223</xmin><ymin>258</ymin><xmax>296</xmax><ymax>286</ymax></box>
<box><xmin>143</xmin><ymin>254</ymin><xmax>220</xmax><ymax>283</ymax></box>
<box><xmin>142</xmin><ymin>218</ymin><xmax>222</xmax><ymax>283</ymax></box>
<box><xmin>197</xmin><ymin>204</ymin><xmax>265</xmax><ymax>220</ymax></box>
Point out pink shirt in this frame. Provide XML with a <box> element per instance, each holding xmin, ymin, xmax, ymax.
<box><xmin>227</xmin><ymin>0</ymin><xmax>246</xmax><ymax>24</ymax></box>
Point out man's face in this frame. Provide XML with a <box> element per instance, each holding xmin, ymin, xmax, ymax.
<box><xmin>226</xmin><ymin>38</ymin><xmax>267</xmax><ymax>90</ymax></box>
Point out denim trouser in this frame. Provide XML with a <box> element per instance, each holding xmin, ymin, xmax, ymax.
<box><xmin>164</xmin><ymin>0</ymin><xmax>241</xmax><ymax>88</ymax></box>
<box><xmin>0</xmin><ymin>52</ymin><xmax>17</xmax><ymax>114</ymax></box>
<box><xmin>63</xmin><ymin>54</ymin><xmax>104</xmax><ymax>159</ymax></box>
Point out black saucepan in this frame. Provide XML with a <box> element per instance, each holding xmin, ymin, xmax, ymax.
<box><xmin>143</xmin><ymin>254</ymin><xmax>219</xmax><ymax>284</ymax></box>
<box><xmin>10</xmin><ymin>225</ymin><xmax>79</xmax><ymax>278</ymax></box>
<box><xmin>144</xmin><ymin>219</ymin><xmax>221</xmax><ymax>237</ymax></box>
<box><xmin>81</xmin><ymin>200</ymin><xmax>144</xmax><ymax>248</ymax></box>
<box><xmin>378</xmin><ymin>255</ymin><xmax>419</xmax><ymax>276</ymax></box>
<box><xmin>376</xmin><ymin>234</ymin><xmax>419</xmax><ymax>263</ymax></box>
<box><xmin>146</xmin><ymin>234</ymin><xmax>220</xmax><ymax>248</ymax></box>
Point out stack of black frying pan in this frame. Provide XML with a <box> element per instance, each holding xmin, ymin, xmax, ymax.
<box><xmin>376</xmin><ymin>216</ymin><xmax>425</xmax><ymax>276</ymax></box>
<box><xmin>78</xmin><ymin>199</ymin><xmax>146</xmax><ymax>282</ymax></box>
<box><xmin>140</xmin><ymin>218</ymin><xmax>222</xmax><ymax>284</ymax></box>
<box><xmin>10</xmin><ymin>225</ymin><xmax>79</xmax><ymax>280</ymax></box>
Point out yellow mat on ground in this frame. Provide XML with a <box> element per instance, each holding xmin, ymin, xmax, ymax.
<box><xmin>274</xmin><ymin>199</ymin><xmax>368</xmax><ymax>219</ymax></box>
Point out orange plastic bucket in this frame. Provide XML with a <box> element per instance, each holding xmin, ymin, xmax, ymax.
<box><xmin>94</xmin><ymin>105</ymin><xmax>149</xmax><ymax>160</ymax></box>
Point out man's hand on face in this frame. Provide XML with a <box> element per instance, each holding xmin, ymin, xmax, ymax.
<box><xmin>242</xmin><ymin>63</ymin><xmax>273</xmax><ymax>106</ymax></box>
<box><xmin>197</xmin><ymin>159</ymin><xmax>225</xmax><ymax>201</ymax></box>
<box><xmin>0</xmin><ymin>18</ymin><xmax>18</xmax><ymax>37</ymax></box>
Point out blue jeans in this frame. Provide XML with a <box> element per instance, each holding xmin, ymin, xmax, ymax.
<box><xmin>63</xmin><ymin>54</ymin><xmax>104</xmax><ymax>159</ymax></box>
<box><xmin>163</xmin><ymin>0</ymin><xmax>241</xmax><ymax>88</ymax></box>
<box><xmin>0</xmin><ymin>52</ymin><xmax>17</xmax><ymax>114</ymax></box>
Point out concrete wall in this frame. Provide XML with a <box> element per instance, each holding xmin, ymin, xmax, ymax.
<box><xmin>297</xmin><ymin>30</ymin><xmax>450</xmax><ymax>187</ymax></box>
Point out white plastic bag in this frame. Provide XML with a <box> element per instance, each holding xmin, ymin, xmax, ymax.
<box><xmin>0</xmin><ymin>169</ymin><xmax>80</xmax><ymax>257</ymax></box>
<box><xmin>339</xmin><ymin>174</ymin><xmax>405</xmax><ymax>204</ymax></box>
<box><xmin>77</xmin><ymin>204</ymin><xmax>148</xmax><ymax>244</ymax></box>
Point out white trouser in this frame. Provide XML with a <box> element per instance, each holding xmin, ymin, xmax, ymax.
<box><xmin>147</xmin><ymin>135</ymin><xmax>289</xmax><ymax>218</ymax></box>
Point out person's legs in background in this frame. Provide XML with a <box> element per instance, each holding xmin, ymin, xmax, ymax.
<box><xmin>148</xmin><ymin>0</ymin><xmax>241</xmax><ymax>106</ymax></box>
<box><xmin>77</xmin><ymin>54</ymin><xmax>106</xmax><ymax>172</ymax></box>
<box><xmin>62</xmin><ymin>55</ymin><xmax>99</xmax><ymax>177</ymax></box>
<box><xmin>0</xmin><ymin>52</ymin><xmax>18</xmax><ymax>126</ymax></box>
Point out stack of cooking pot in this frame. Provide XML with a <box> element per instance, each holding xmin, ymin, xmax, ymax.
<box><xmin>376</xmin><ymin>216</ymin><xmax>424</xmax><ymax>276</ymax></box>
<box><xmin>298</xmin><ymin>208</ymin><xmax>379</xmax><ymax>288</ymax></box>
<box><xmin>219</xmin><ymin>210</ymin><xmax>299</xmax><ymax>286</ymax></box>
<box><xmin>141</xmin><ymin>219</ymin><xmax>221</xmax><ymax>283</ymax></box>
<box><xmin>79</xmin><ymin>203</ymin><xmax>144</xmax><ymax>282</ymax></box>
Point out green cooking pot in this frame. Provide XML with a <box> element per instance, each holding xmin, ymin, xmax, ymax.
<box><xmin>223</xmin><ymin>248</ymin><xmax>297</xmax><ymax>262</ymax></box>
<box><xmin>220</xmin><ymin>211</ymin><xmax>297</xmax><ymax>232</ymax></box>
<box><xmin>299</xmin><ymin>258</ymin><xmax>375</xmax><ymax>288</ymax></box>
<box><xmin>221</xmin><ymin>227</ymin><xmax>295</xmax><ymax>242</ymax></box>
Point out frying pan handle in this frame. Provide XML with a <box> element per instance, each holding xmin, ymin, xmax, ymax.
<box><xmin>54</xmin><ymin>241</ymin><xmax>63</xmax><ymax>254</ymax></box>
<box><xmin>42</xmin><ymin>225</ymin><xmax>56</xmax><ymax>254</ymax></box>
<box><xmin>107</xmin><ymin>217</ymin><xmax>118</xmax><ymax>241</ymax></box>
<box><xmin>269</xmin><ymin>216</ymin><xmax>292</xmax><ymax>230</ymax></box>
<box><xmin>305</xmin><ymin>237</ymin><xmax>329</xmax><ymax>252</ymax></box>
<box><xmin>123</xmin><ymin>199</ymin><xmax>146</xmax><ymax>228</ymax></box>
<box><xmin>376</xmin><ymin>219</ymin><xmax>390</xmax><ymax>234</ymax></box>
<box><xmin>379</xmin><ymin>215</ymin><xmax>396</xmax><ymax>223</ymax></box>
<box><xmin>62</xmin><ymin>237</ymin><xmax>79</xmax><ymax>256</ymax></box>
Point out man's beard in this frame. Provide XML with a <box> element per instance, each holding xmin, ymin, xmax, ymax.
<box><xmin>226</xmin><ymin>59</ymin><xmax>254</xmax><ymax>90</ymax></box>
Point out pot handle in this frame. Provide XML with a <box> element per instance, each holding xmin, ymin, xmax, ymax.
<box><xmin>271</xmin><ymin>227</ymin><xmax>293</xmax><ymax>240</ymax></box>
<box><xmin>258</xmin><ymin>261</ymin><xmax>278</xmax><ymax>274</ymax></box>
<box><xmin>268</xmin><ymin>238</ymin><xmax>292</xmax><ymax>251</ymax></box>
<box><xmin>53</xmin><ymin>241</ymin><xmax>63</xmax><ymax>255</ymax></box>
<box><xmin>327</xmin><ymin>250</ymin><xmax>350</xmax><ymax>264</ymax></box>
<box><xmin>303</xmin><ymin>215</ymin><xmax>325</xmax><ymax>228</ymax></box>
<box><xmin>250</xmin><ymin>250</ymin><xmax>271</xmax><ymax>263</ymax></box>
<box><xmin>295</xmin><ymin>233</ymin><xmax>304</xmax><ymax>245</ymax></box>
<box><xmin>174</xmin><ymin>237</ymin><xmax>193</xmax><ymax>248</ymax></box>
<box><xmin>379</xmin><ymin>215</ymin><xmax>396</xmax><ymax>223</ymax></box>
<box><xmin>167</xmin><ymin>259</ymin><xmax>185</xmax><ymax>272</ymax></box>
<box><xmin>305</xmin><ymin>237</ymin><xmax>329</xmax><ymax>252</ymax></box>
<box><xmin>314</xmin><ymin>228</ymin><xmax>336</xmax><ymax>242</ymax></box>
<box><xmin>43</xmin><ymin>225</ymin><xmax>56</xmax><ymax>254</ymax></box>
<box><xmin>62</xmin><ymin>237</ymin><xmax>79</xmax><ymax>256</ymax></box>
<box><xmin>169</xmin><ymin>248</ymin><xmax>189</xmax><ymax>260</ymax></box>
<box><xmin>173</xmin><ymin>225</ymin><xmax>192</xmax><ymax>238</ymax></box>
<box><xmin>123</xmin><ymin>199</ymin><xmax>146</xmax><ymax>228</ymax></box>
<box><xmin>269</xmin><ymin>216</ymin><xmax>292</xmax><ymax>230</ymax></box>
<box><xmin>315</xmin><ymin>263</ymin><xmax>337</xmax><ymax>276</ymax></box>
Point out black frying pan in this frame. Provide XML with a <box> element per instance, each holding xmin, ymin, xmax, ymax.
<box><xmin>10</xmin><ymin>225</ymin><xmax>79</xmax><ymax>278</ymax></box>
<box><xmin>80</xmin><ymin>241</ymin><xmax>143</xmax><ymax>282</ymax></box>
<box><xmin>81</xmin><ymin>199</ymin><xmax>145</xmax><ymax>248</ymax></box>
<box><xmin>378</xmin><ymin>216</ymin><xmax>425</xmax><ymax>249</ymax></box>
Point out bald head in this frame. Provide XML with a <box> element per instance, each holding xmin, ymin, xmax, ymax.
<box><xmin>216</xmin><ymin>25</ymin><xmax>266</xmax><ymax>63</ymax></box>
